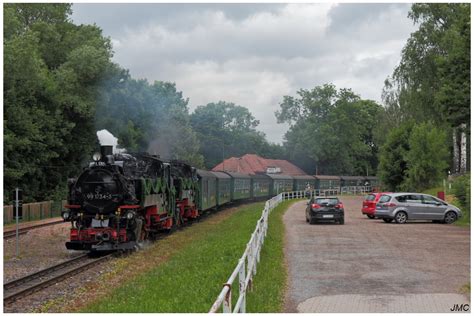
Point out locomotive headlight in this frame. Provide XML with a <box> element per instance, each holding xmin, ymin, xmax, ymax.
<box><xmin>92</xmin><ymin>152</ymin><xmax>101</xmax><ymax>162</ymax></box>
<box><xmin>126</xmin><ymin>211</ymin><xmax>135</xmax><ymax>220</ymax></box>
<box><xmin>62</xmin><ymin>211</ymin><xmax>70</xmax><ymax>220</ymax></box>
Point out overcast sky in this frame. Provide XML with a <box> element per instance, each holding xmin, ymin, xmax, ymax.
<box><xmin>71</xmin><ymin>3</ymin><xmax>416</xmax><ymax>143</ymax></box>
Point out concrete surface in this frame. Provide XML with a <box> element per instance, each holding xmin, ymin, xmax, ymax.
<box><xmin>283</xmin><ymin>196</ymin><xmax>470</xmax><ymax>313</ymax></box>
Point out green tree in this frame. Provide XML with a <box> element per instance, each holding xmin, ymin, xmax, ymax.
<box><xmin>383</xmin><ymin>3</ymin><xmax>470</xmax><ymax>173</ymax></box>
<box><xmin>4</xmin><ymin>4</ymin><xmax>114</xmax><ymax>201</ymax></box>
<box><xmin>377</xmin><ymin>123</ymin><xmax>412</xmax><ymax>191</ymax></box>
<box><xmin>276</xmin><ymin>84</ymin><xmax>383</xmax><ymax>175</ymax></box>
<box><xmin>403</xmin><ymin>122</ymin><xmax>449</xmax><ymax>191</ymax></box>
<box><xmin>191</xmin><ymin>101</ymin><xmax>274</xmax><ymax>169</ymax></box>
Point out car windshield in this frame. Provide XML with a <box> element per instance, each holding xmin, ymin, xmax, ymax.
<box><xmin>365</xmin><ymin>194</ymin><xmax>376</xmax><ymax>201</ymax></box>
<box><xmin>315</xmin><ymin>198</ymin><xmax>339</xmax><ymax>206</ymax></box>
<box><xmin>378</xmin><ymin>195</ymin><xmax>391</xmax><ymax>203</ymax></box>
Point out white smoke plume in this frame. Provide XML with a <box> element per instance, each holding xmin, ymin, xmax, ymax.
<box><xmin>96</xmin><ymin>129</ymin><xmax>126</xmax><ymax>154</ymax></box>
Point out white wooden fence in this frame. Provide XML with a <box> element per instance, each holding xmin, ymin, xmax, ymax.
<box><xmin>209</xmin><ymin>193</ymin><xmax>283</xmax><ymax>313</ymax></box>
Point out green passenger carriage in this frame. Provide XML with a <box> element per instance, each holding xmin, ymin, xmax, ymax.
<box><xmin>340</xmin><ymin>176</ymin><xmax>365</xmax><ymax>187</ymax></box>
<box><xmin>224</xmin><ymin>172</ymin><xmax>252</xmax><ymax>200</ymax></box>
<box><xmin>196</xmin><ymin>169</ymin><xmax>217</xmax><ymax>211</ymax></box>
<box><xmin>267</xmin><ymin>174</ymin><xmax>294</xmax><ymax>196</ymax></box>
<box><xmin>250</xmin><ymin>174</ymin><xmax>271</xmax><ymax>199</ymax></box>
<box><xmin>293</xmin><ymin>175</ymin><xmax>317</xmax><ymax>191</ymax></box>
<box><xmin>211</xmin><ymin>171</ymin><xmax>232</xmax><ymax>206</ymax></box>
<box><xmin>315</xmin><ymin>175</ymin><xmax>341</xmax><ymax>190</ymax></box>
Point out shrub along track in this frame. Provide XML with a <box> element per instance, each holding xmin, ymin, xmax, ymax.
<box><xmin>36</xmin><ymin>200</ymin><xmax>297</xmax><ymax>313</ymax></box>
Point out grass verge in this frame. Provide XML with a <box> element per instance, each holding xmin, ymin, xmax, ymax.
<box><xmin>245</xmin><ymin>199</ymin><xmax>295</xmax><ymax>312</ymax></box>
<box><xmin>79</xmin><ymin>200</ymin><xmax>295</xmax><ymax>313</ymax></box>
<box><xmin>460</xmin><ymin>282</ymin><xmax>470</xmax><ymax>295</ymax></box>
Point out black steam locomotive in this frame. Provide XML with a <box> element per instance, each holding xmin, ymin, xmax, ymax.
<box><xmin>63</xmin><ymin>145</ymin><xmax>199</xmax><ymax>251</ymax></box>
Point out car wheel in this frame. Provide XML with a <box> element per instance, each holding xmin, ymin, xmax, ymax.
<box><xmin>383</xmin><ymin>218</ymin><xmax>393</xmax><ymax>223</ymax></box>
<box><xmin>394</xmin><ymin>211</ymin><xmax>407</xmax><ymax>224</ymax></box>
<box><xmin>367</xmin><ymin>214</ymin><xmax>375</xmax><ymax>219</ymax></box>
<box><xmin>306</xmin><ymin>216</ymin><xmax>309</xmax><ymax>223</ymax></box>
<box><xmin>309</xmin><ymin>218</ymin><xmax>316</xmax><ymax>225</ymax></box>
<box><xmin>339</xmin><ymin>218</ymin><xmax>345</xmax><ymax>225</ymax></box>
<box><xmin>444</xmin><ymin>211</ymin><xmax>457</xmax><ymax>224</ymax></box>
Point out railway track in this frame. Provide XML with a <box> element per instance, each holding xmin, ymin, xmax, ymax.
<box><xmin>4</xmin><ymin>219</ymin><xmax>65</xmax><ymax>239</ymax></box>
<box><xmin>4</xmin><ymin>253</ymin><xmax>113</xmax><ymax>305</ymax></box>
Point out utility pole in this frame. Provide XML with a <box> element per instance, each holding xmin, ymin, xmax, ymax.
<box><xmin>13</xmin><ymin>188</ymin><xmax>22</xmax><ymax>258</ymax></box>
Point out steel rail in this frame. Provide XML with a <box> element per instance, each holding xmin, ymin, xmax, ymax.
<box><xmin>4</xmin><ymin>253</ymin><xmax>113</xmax><ymax>305</ymax></box>
<box><xmin>4</xmin><ymin>254</ymin><xmax>89</xmax><ymax>291</ymax></box>
<box><xmin>4</xmin><ymin>219</ymin><xmax>65</xmax><ymax>239</ymax></box>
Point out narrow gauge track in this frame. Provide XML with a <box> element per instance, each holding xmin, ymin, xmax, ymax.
<box><xmin>4</xmin><ymin>253</ymin><xmax>113</xmax><ymax>305</ymax></box>
<box><xmin>4</xmin><ymin>219</ymin><xmax>64</xmax><ymax>239</ymax></box>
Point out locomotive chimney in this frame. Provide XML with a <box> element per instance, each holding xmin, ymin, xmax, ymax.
<box><xmin>100</xmin><ymin>145</ymin><xmax>113</xmax><ymax>162</ymax></box>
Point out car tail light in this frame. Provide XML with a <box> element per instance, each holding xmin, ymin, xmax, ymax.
<box><xmin>311</xmin><ymin>203</ymin><xmax>320</xmax><ymax>209</ymax></box>
<box><xmin>335</xmin><ymin>203</ymin><xmax>343</xmax><ymax>209</ymax></box>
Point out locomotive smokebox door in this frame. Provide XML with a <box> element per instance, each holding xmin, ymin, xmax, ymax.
<box><xmin>100</xmin><ymin>145</ymin><xmax>113</xmax><ymax>159</ymax></box>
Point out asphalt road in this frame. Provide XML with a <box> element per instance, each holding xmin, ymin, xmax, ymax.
<box><xmin>283</xmin><ymin>196</ymin><xmax>470</xmax><ymax>313</ymax></box>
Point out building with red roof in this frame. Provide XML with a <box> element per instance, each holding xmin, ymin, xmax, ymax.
<box><xmin>212</xmin><ymin>154</ymin><xmax>307</xmax><ymax>176</ymax></box>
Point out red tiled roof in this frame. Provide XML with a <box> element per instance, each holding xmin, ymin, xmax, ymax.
<box><xmin>212</xmin><ymin>154</ymin><xmax>307</xmax><ymax>176</ymax></box>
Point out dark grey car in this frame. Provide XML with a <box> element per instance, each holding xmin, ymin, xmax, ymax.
<box><xmin>374</xmin><ymin>193</ymin><xmax>462</xmax><ymax>224</ymax></box>
<box><xmin>305</xmin><ymin>197</ymin><xmax>345</xmax><ymax>224</ymax></box>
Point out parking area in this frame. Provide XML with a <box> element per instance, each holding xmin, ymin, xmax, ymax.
<box><xmin>284</xmin><ymin>196</ymin><xmax>470</xmax><ymax>313</ymax></box>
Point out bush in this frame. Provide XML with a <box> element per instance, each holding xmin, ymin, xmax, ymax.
<box><xmin>403</xmin><ymin>122</ymin><xmax>449</xmax><ymax>191</ymax></box>
<box><xmin>452</xmin><ymin>174</ymin><xmax>470</xmax><ymax>208</ymax></box>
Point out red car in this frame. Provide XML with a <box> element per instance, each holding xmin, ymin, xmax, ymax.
<box><xmin>361</xmin><ymin>192</ymin><xmax>391</xmax><ymax>219</ymax></box>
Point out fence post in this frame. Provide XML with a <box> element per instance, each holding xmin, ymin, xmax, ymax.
<box><xmin>239</xmin><ymin>260</ymin><xmax>246</xmax><ymax>313</ymax></box>
<box><xmin>223</xmin><ymin>285</ymin><xmax>232</xmax><ymax>313</ymax></box>
<box><xmin>252</xmin><ymin>235</ymin><xmax>258</xmax><ymax>275</ymax></box>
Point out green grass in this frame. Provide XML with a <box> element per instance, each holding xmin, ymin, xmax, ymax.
<box><xmin>81</xmin><ymin>200</ymin><xmax>295</xmax><ymax>313</ymax></box>
<box><xmin>451</xmin><ymin>197</ymin><xmax>470</xmax><ymax>226</ymax></box>
<box><xmin>460</xmin><ymin>282</ymin><xmax>470</xmax><ymax>295</ymax></box>
<box><xmin>245</xmin><ymin>200</ymin><xmax>293</xmax><ymax>312</ymax></box>
<box><xmin>422</xmin><ymin>186</ymin><xmax>445</xmax><ymax>197</ymax></box>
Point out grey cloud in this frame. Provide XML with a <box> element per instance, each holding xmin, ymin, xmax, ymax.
<box><xmin>327</xmin><ymin>3</ymin><xmax>411</xmax><ymax>34</ymax></box>
<box><xmin>72</xmin><ymin>3</ymin><xmax>284</xmax><ymax>36</ymax></box>
<box><xmin>70</xmin><ymin>3</ymin><xmax>415</xmax><ymax>143</ymax></box>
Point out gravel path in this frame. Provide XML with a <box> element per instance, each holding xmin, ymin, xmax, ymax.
<box><xmin>283</xmin><ymin>196</ymin><xmax>470</xmax><ymax>313</ymax></box>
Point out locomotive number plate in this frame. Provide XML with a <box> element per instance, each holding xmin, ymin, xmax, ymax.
<box><xmin>92</xmin><ymin>219</ymin><xmax>109</xmax><ymax>228</ymax></box>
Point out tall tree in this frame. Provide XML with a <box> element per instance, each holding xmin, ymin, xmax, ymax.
<box><xmin>276</xmin><ymin>84</ymin><xmax>383</xmax><ymax>175</ymax></box>
<box><xmin>377</xmin><ymin>123</ymin><xmax>412</xmax><ymax>191</ymax></box>
<box><xmin>383</xmin><ymin>3</ymin><xmax>470</xmax><ymax>173</ymax></box>
<box><xmin>403</xmin><ymin>122</ymin><xmax>449</xmax><ymax>191</ymax></box>
<box><xmin>190</xmin><ymin>101</ymin><xmax>277</xmax><ymax>169</ymax></box>
<box><xmin>4</xmin><ymin>4</ymin><xmax>114</xmax><ymax>201</ymax></box>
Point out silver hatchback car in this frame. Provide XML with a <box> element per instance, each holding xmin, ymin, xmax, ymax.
<box><xmin>374</xmin><ymin>193</ymin><xmax>462</xmax><ymax>224</ymax></box>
